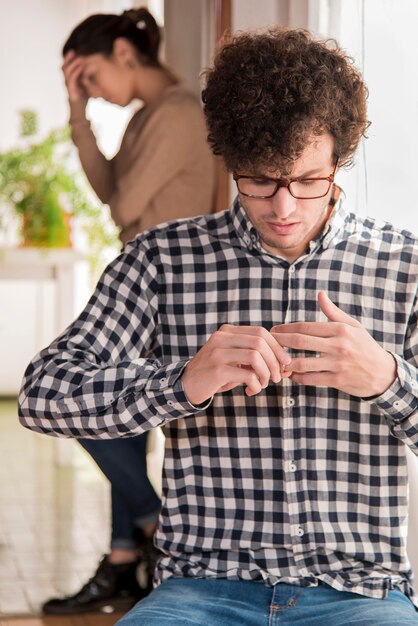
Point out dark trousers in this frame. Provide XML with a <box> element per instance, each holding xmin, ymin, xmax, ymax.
<box><xmin>79</xmin><ymin>434</ymin><xmax>161</xmax><ymax>549</ymax></box>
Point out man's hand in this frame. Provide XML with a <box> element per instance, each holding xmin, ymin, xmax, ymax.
<box><xmin>182</xmin><ymin>325</ymin><xmax>292</xmax><ymax>406</ymax></box>
<box><xmin>271</xmin><ymin>291</ymin><xmax>397</xmax><ymax>398</ymax></box>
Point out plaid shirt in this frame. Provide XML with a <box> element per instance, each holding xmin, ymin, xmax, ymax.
<box><xmin>19</xmin><ymin>187</ymin><xmax>418</xmax><ymax>605</ymax></box>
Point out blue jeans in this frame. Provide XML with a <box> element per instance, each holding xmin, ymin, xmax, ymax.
<box><xmin>115</xmin><ymin>578</ymin><xmax>418</xmax><ymax>626</ymax></box>
<box><xmin>79</xmin><ymin>435</ymin><xmax>160</xmax><ymax>549</ymax></box>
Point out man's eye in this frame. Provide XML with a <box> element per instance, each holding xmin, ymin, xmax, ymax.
<box><xmin>251</xmin><ymin>178</ymin><xmax>270</xmax><ymax>186</ymax></box>
<box><xmin>298</xmin><ymin>179</ymin><xmax>316</xmax><ymax>186</ymax></box>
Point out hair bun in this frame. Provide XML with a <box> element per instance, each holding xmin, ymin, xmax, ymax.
<box><xmin>121</xmin><ymin>7</ymin><xmax>161</xmax><ymax>62</ymax></box>
<box><xmin>122</xmin><ymin>8</ymin><xmax>149</xmax><ymax>29</ymax></box>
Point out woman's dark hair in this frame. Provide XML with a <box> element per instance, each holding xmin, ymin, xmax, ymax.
<box><xmin>202</xmin><ymin>28</ymin><xmax>369</xmax><ymax>173</ymax></box>
<box><xmin>62</xmin><ymin>7</ymin><xmax>161</xmax><ymax>66</ymax></box>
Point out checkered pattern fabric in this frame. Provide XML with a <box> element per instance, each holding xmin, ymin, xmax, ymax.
<box><xmin>19</xmin><ymin>187</ymin><xmax>418</xmax><ymax>605</ymax></box>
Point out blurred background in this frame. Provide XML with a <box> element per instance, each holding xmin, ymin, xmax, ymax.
<box><xmin>0</xmin><ymin>0</ymin><xmax>417</xmax><ymax>620</ymax></box>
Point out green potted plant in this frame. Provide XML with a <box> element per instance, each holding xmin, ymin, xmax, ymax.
<box><xmin>0</xmin><ymin>110</ymin><xmax>118</xmax><ymax>275</ymax></box>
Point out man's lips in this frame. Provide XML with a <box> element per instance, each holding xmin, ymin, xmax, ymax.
<box><xmin>266</xmin><ymin>221</ymin><xmax>300</xmax><ymax>235</ymax></box>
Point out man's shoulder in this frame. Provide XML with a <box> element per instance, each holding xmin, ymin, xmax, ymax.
<box><xmin>346</xmin><ymin>212</ymin><xmax>418</xmax><ymax>250</ymax></box>
<box><xmin>124</xmin><ymin>210</ymin><xmax>232</xmax><ymax>255</ymax></box>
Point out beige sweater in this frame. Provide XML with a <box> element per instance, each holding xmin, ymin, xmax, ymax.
<box><xmin>69</xmin><ymin>85</ymin><xmax>215</xmax><ymax>244</ymax></box>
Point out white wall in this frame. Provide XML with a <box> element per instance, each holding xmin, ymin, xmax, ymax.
<box><xmin>0</xmin><ymin>282</ymin><xmax>56</xmax><ymax>394</ymax></box>
<box><xmin>0</xmin><ymin>0</ymin><xmax>135</xmax><ymax>150</ymax></box>
<box><xmin>232</xmin><ymin>0</ymin><xmax>281</xmax><ymax>31</ymax></box>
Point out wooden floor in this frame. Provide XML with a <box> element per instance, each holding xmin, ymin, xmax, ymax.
<box><xmin>0</xmin><ymin>613</ymin><xmax>125</xmax><ymax>626</ymax></box>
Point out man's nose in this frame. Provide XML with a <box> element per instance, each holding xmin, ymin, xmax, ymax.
<box><xmin>271</xmin><ymin>186</ymin><xmax>297</xmax><ymax>218</ymax></box>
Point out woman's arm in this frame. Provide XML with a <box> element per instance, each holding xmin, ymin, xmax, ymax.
<box><xmin>62</xmin><ymin>51</ymin><xmax>115</xmax><ymax>203</ymax></box>
<box><xmin>69</xmin><ymin>100</ymin><xmax>115</xmax><ymax>204</ymax></box>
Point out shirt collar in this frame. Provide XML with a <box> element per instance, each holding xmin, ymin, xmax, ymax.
<box><xmin>231</xmin><ymin>184</ymin><xmax>347</xmax><ymax>256</ymax></box>
<box><xmin>230</xmin><ymin>197</ymin><xmax>259</xmax><ymax>251</ymax></box>
<box><xmin>315</xmin><ymin>185</ymin><xmax>347</xmax><ymax>250</ymax></box>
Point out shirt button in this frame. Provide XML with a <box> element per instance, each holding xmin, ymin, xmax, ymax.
<box><xmin>394</xmin><ymin>400</ymin><xmax>402</xmax><ymax>409</ymax></box>
<box><xmin>167</xmin><ymin>400</ymin><xmax>174</xmax><ymax>407</ymax></box>
<box><xmin>288</xmin><ymin>398</ymin><xmax>295</xmax><ymax>407</ymax></box>
<box><xmin>289</xmin><ymin>462</ymin><xmax>297</xmax><ymax>473</ymax></box>
<box><xmin>410</xmin><ymin>379</ymin><xmax>417</xmax><ymax>388</ymax></box>
<box><xmin>296</xmin><ymin>527</ymin><xmax>304</xmax><ymax>537</ymax></box>
<box><xmin>160</xmin><ymin>378</ymin><xmax>168</xmax><ymax>385</ymax></box>
<box><xmin>289</xmin><ymin>266</ymin><xmax>296</xmax><ymax>274</ymax></box>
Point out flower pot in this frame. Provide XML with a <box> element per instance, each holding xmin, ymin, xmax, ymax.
<box><xmin>21</xmin><ymin>210</ymin><xmax>72</xmax><ymax>248</ymax></box>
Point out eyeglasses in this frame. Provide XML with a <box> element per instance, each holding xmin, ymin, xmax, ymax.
<box><xmin>233</xmin><ymin>160</ymin><xmax>338</xmax><ymax>200</ymax></box>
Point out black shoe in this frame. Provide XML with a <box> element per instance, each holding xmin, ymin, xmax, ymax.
<box><xmin>133</xmin><ymin>528</ymin><xmax>161</xmax><ymax>585</ymax></box>
<box><xmin>42</xmin><ymin>554</ymin><xmax>147</xmax><ymax>615</ymax></box>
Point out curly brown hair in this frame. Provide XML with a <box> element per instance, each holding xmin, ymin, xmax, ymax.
<box><xmin>202</xmin><ymin>28</ymin><xmax>369</xmax><ymax>174</ymax></box>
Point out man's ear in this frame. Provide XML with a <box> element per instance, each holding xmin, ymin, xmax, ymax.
<box><xmin>112</xmin><ymin>37</ymin><xmax>135</xmax><ymax>66</ymax></box>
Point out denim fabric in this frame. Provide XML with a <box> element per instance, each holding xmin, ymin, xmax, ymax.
<box><xmin>79</xmin><ymin>435</ymin><xmax>160</xmax><ymax>548</ymax></box>
<box><xmin>116</xmin><ymin>578</ymin><xmax>418</xmax><ymax>626</ymax></box>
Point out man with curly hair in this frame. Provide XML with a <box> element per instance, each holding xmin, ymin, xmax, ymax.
<box><xmin>19</xmin><ymin>28</ymin><xmax>418</xmax><ymax>625</ymax></box>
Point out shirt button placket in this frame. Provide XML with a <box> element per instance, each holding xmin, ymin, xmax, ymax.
<box><xmin>283</xmin><ymin>261</ymin><xmax>305</xmax><ymax>551</ymax></box>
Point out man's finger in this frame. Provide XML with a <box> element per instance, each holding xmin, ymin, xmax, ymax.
<box><xmin>271</xmin><ymin>332</ymin><xmax>328</xmax><ymax>353</ymax></box>
<box><xmin>318</xmin><ymin>291</ymin><xmax>361</xmax><ymax>327</ymax></box>
<box><xmin>271</xmin><ymin>323</ymin><xmax>336</xmax><ymax>337</ymax></box>
<box><xmin>220</xmin><ymin>348</ymin><xmax>272</xmax><ymax>388</ymax></box>
<box><xmin>222</xmin><ymin>364</ymin><xmax>264</xmax><ymax>396</ymax></box>
<box><xmin>287</xmin><ymin>356</ymin><xmax>331</xmax><ymax>373</ymax></box>
<box><xmin>290</xmin><ymin>372</ymin><xmax>337</xmax><ymax>387</ymax></box>
<box><xmin>220</xmin><ymin>325</ymin><xmax>291</xmax><ymax>369</ymax></box>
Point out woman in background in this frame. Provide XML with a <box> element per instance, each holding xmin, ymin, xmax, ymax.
<box><xmin>42</xmin><ymin>7</ymin><xmax>215</xmax><ymax>616</ymax></box>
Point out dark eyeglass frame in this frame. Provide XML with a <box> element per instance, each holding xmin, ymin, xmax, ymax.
<box><xmin>233</xmin><ymin>159</ymin><xmax>339</xmax><ymax>200</ymax></box>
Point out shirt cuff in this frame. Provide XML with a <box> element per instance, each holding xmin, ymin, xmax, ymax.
<box><xmin>145</xmin><ymin>360</ymin><xmax>212</xmax><ymax>419</ymax></box>
<box><xmin>365</xmin><ymin>353</ymin><xmax>418</xmax><ymax>422</ymax></box>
